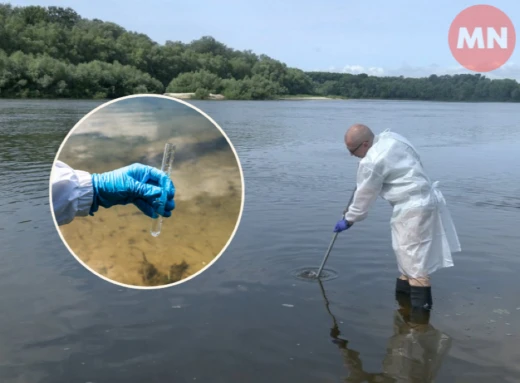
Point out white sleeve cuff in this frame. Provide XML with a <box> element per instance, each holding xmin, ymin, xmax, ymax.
<box><xmin>74</xmin><ymin>169</ymin><xmax>94</xmax><ymax>217</ymax></box>
<box><xmin>51</xmin><ymin>161</ymin><xmax>93</xmax><ymax>225</ymax></box>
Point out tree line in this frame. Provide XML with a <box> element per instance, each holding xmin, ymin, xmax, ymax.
<box><xmin>1</xmin><ymin>4</ymin><xmax>519</xmax><ymax>102</ymax></box>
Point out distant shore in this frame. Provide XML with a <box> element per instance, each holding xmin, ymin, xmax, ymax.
<box><xmin>163</xmin><ymin>93</ymin><xmax>343</xmax><ymax>101</ymax></box>
<box><xmin>277</xmin><ymin>95</ymin><xmax>344</xmax><ymax>100</ymax></box>
<box><xmin>164</xmin><ymin>92</ymin><xmax>225</xmax><ymax>100</ymax></box>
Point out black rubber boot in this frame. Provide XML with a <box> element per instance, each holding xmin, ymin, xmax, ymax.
<box><xmin>410</xmin><ymin>286</ymin><xmax>433</xmax><ymax>310</ymax></box>
<box><xmin>395</xmin><ymin>291</ymin><xmax>411</xmax><ymax>311</ymax></box>
<box><xmin>409</xmin><ymin>286</ymin><xmax>432</xmax><ymax>324</ymax></box>
<box><xmin>395</xmin><ymin>278</ymin><xmax>411</xmax><ymax>312</ymax></box>
<box><xmin>395</xmin><ymin>278</ymin><xmax>410</xmax><ymax>295</ymax></box>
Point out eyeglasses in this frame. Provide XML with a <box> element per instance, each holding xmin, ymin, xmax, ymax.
<box><xmin>348</xmin><ymin>141</ymin><xmax>365</xmax><ymax>155</ymax></box>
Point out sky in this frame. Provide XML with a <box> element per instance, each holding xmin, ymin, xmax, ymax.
<box><xmin>8</xmin><ymin>0</ymin><xmax>520</xmax><ymax>80</ymax></box>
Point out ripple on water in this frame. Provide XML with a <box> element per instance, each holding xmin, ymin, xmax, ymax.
<box><xmin>291</xmin><ymin>266</ymin><xmax>339</xmax><ymax>282</ymax></box>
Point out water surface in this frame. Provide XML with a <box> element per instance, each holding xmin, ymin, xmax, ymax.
<box><xmin>0</xmin><ymin>98</ymin><xmax>519</xmax><ymax>382</ymax></box>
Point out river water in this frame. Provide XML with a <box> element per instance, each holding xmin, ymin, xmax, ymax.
<box><xmin>0</xmin><ymin>98</ymin><xmax>519</xmax><ymax>382</ymax></box>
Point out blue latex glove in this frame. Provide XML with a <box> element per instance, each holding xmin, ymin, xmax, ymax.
<box><xmin>334</xmin><ymin>219</ymin><xmax>351</xmax><ymax>233</ymax></box>
<box><xmin>89</xmin><ymin>163</ymin><xmax>175</xmax><ymax>219</ymax></box>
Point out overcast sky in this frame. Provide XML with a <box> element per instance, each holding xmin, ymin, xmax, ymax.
<box><xmin>8</xmin><ymin>0</ymin><xmax>520</xmax><ymax>80</ymax></box>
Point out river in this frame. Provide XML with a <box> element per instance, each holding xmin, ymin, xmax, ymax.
<box><xmin>0</xmin><ymin>98</ymin><xmax>519</xmax><ymax>382</ymax></box>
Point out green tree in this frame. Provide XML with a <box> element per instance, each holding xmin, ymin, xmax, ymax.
<box><xmin>1</xmin><ymin>3</ymin><xmax>519</xmax><ymax>102</ymax></box>
<box><xmin>166</xmin><ymin>70</ymin><xmax>222</xmax><ymax>93</ymax></box>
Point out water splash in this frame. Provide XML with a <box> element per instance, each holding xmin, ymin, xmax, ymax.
<box><xmin>291</xmin><ymin>266</ymin><xmax>339</xmax><ymax>282</ymax></box>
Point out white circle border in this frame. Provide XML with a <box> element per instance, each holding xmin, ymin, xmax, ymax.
<box><xmin>48</xmin><ymin>94</ymin><xmax>246</xmax><ymax>290</ymax></box>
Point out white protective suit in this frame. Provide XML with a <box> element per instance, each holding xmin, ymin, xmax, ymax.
<box><xmin>51</xmin><ymin>161</ymin><xmax>94</xmax><ymax>226</ymax></box>
<box><xmin>344</xmin><ymin>129</ymin><xmax>461</xmax><ymax>278</ymax></box>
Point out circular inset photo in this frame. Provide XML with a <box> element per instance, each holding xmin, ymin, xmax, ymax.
<box><xmin>49</xmin><ymin>94</ymin><xmax>244</xmax><ymax>289</ymax></box>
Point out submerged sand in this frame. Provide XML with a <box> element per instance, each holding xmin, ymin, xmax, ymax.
<box><xmin>57</xmin><ymin>136</ymin><xmax>242</xmax><ymax>288</ymax></box>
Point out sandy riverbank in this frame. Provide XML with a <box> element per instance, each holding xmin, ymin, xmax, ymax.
<box><xmin>164</xmin><ymin>93</ymin><xmax>225</xmax><ymax>100</ymax></box>
<box><xmin>278</xmin><ymin>96</ymin><xmax>335</xmax><ymax>100</ymax></box>
<box><xmin>164</xmin><ymin>93</ymin><xmax>338</xmax><ymax>101</ymax></box>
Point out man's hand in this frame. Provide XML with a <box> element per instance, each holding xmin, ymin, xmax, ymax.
<box><xmin>334</xmin><ymin>219</ymin><xmax>352</xmax><ymax>233</ymax></box>
<box><xmin>90</xmin><ymin>163</ymin><xmax>175</xmax><ymax>218</ymax></box>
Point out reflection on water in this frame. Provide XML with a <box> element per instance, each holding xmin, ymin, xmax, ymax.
<box><xmin>55</xmin><ymin>97</ymin><xmax>243</xmax><ymax>287</ymax></box>
<box><xmin>318</xmin><ymin>279</ymin><xmax>452</xmax><ymax>382</ymax></box>
<box><xmin>68</xmin><ymin>96</ymin><xmax>219</xmax><ymax>141</ymax></box>
<box><xmin>1</xmin><ymin>99</ymin><xmax>520</xmax><ymax>382</ymax></box>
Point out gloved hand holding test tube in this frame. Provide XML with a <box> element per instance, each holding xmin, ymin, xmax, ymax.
<box><xmin>151</xmin><ymin>142</ymin><xmax>176</xmax><ymax>237</ymax></box>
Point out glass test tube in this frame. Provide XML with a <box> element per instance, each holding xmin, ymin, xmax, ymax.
<box><xmin>150</xmin><ymin>142</ymin><xmax>176</xmax><ymax>237</ymax></box>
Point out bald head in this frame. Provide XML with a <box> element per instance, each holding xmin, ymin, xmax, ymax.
<box><xmin>344</xmin><ymin>123</ymin><xmax>375</xmax><ymax>158</ymax></box>
<box><xmin>345</xmin><ymin>124</ymin><xmax>374</xmax><ymax>144</ymax></box>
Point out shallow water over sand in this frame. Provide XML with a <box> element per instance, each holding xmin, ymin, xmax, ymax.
<box><xmin>55</xmin><ymin>97</ymin><xmax>242</xmax><ymax>287</ymax></box>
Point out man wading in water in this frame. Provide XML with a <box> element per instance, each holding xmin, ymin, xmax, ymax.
<box><xmin>334</xmin><ymin>124</ymin><xmax>461</xmax><ymax>321</ymax></box>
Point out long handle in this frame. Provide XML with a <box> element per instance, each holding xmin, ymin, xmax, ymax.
<box><xmin>315</xmin><ymin>187</ymin><xmax>357</xmax><ymax>279</ymax></box>
<box><xmin>316</xmin><ymin>233</ymin><xmax>339</xmax><ymax>278</ymax></box>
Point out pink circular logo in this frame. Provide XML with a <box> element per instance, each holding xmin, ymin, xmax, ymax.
<box><xmin>448</xmin><ymin>5</ymin><xmax>516</xmax><ymax>72</ymax></box>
